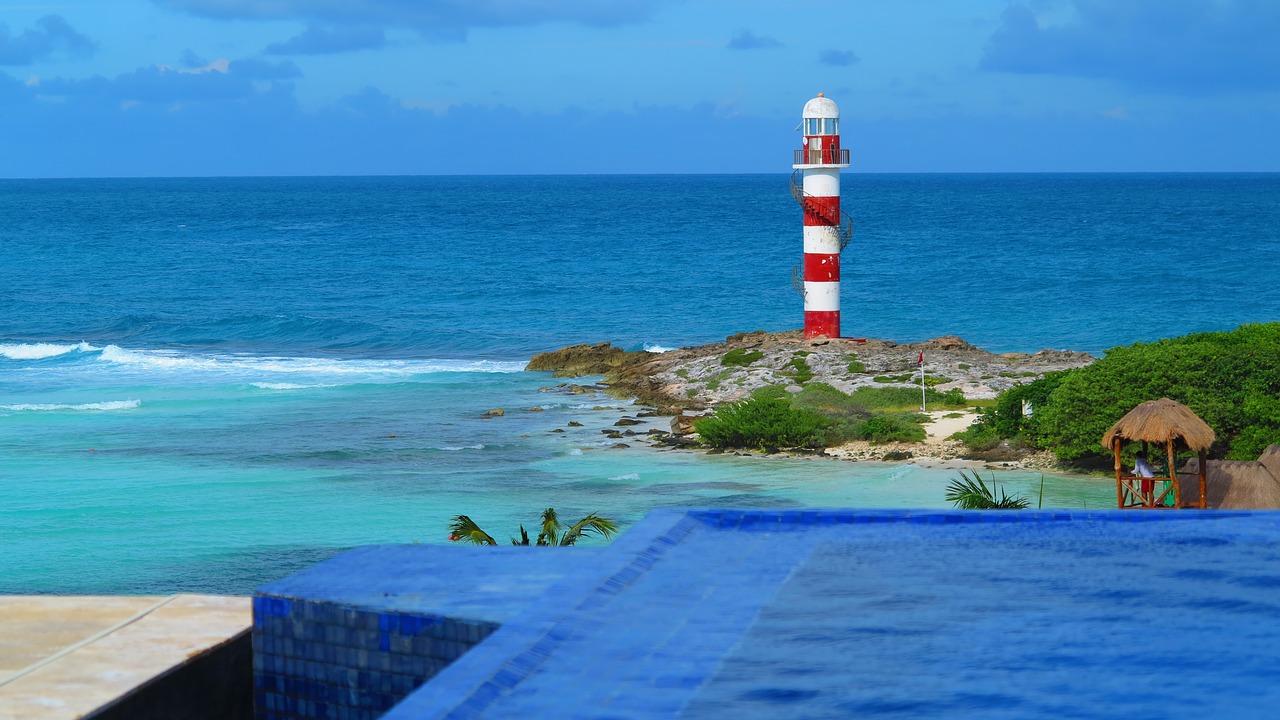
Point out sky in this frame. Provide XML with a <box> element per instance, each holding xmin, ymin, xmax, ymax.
<box><xmin>1</xmin><ymin>0</ymin><xmax>1278</xmax><ymax>176</ymax></box>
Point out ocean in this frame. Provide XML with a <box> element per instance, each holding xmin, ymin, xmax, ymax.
<box><xmin>2</xmin><ymin>174</ymin><xmax>1277</xmax><ymax>594</ymax></box>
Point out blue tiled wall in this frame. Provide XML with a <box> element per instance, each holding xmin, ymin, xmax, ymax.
<box><xmin>252</xmin><ymin>595</ymin><xmax>496</xmax><ymax>720</ymax></box>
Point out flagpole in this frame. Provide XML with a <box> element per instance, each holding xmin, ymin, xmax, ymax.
<box><xmin>919</xmin><ymin>350</ymin><xmax>926</xmax><ymax>413</ymax></box>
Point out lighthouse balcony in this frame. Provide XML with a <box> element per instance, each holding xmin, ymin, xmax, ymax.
<box><xmin>793</xmin><ymin>148</ymin><xmax>850</xmax><ymax>169</ymax></box>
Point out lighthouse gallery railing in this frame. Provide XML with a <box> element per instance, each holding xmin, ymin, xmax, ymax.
<box><xmin>793</xmin><ymin>148</ymin><xmax>850</xmax><ymax>165</ymax></box>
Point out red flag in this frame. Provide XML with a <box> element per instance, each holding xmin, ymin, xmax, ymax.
<box><xmin>917</xmin><ymin>351</ymin><xmax>923</xmax><ymax>365</ymax></box>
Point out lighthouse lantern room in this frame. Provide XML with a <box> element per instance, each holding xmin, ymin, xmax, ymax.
<box><xmin>791</xmin><ymin>93</ymin><xmax>851</xmax><ymax>340</ymax></box>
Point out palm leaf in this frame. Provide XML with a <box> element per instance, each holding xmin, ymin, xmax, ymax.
<box><xmin>447</xmin><ymin>515</ymin><xmax>498</xmax><ymax>545</ymax></box>
<box><xmin>945</xmin><ymin>470</ymin><xmax>1030</xmax><ymax>510</ymax></box>
<box><xmin>537</xmin><ymin>507</ymin><xmax>561</xmax><ymax>546</ymax></box>
<box><xmin>512</xmin><ymin>524</ymin><xmax>530</xmax><ymax>546</ymax></box>
<box><xmin>558</xmin><ymin>512</ymin><xmax>621</xmax><ymax>546</ymax></box>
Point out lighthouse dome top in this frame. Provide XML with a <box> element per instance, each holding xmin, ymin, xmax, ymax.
<box><xmin>802</xmin><ymin>93</ymin><xmax>839</xmax><ymax>119</ymax></box>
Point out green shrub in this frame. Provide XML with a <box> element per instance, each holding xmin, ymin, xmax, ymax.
<box><xmin>785</xmin><ymin>355</ymin><xmax>814</xmax><ymax>383</ymax></box>
<box><xmin>950</xmin><ymin>423</ymin><xmax>1002</xmax><ymax>451</ymax></box>
<box><xmin>694</xmin><ymin>396</ymin><xmax>827</xmax><ymax>450</ymax></box>
<box><xmin>923</xmin><ymin>375</ymin><xmax>954</xmax><ymax>387</ymax></box>
<box><xmin>1011</xmin><ymin>323</ymin><xmax>1280</xmax><ymax>460</ymax></box>
<box><xmin>791</xmin><ymin>383</ymin><xmax>869</xmax><ymax>418</ymax></box>
<box><xmin>844</xmin><ymin>385</ymin><xmax>966</xmax><ymax>410</ymax></box>
<box><xmin>846</xmin><ymin>358</ymin><xmax>867</xmax><ymax>374</ymax></box>
<box><xmin>721</xmin><ymin>348</ymin><xmax>763</xmax><ymax>367</ymax></box>
<box><xmin>750</xmin><ymin>384</ymin><xmax>791</xmax><ymax>401</ymax></box>
<box><xmin>873</xmin><ymin>373</ymin><xmax>915</xmax><ymax>384</ymax></box>
<box><xmin>851</xmin><ymin>413</ymin><xmax>927</xmax><ymax>444</ymax></box>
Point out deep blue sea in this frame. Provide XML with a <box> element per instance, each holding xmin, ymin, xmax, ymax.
<box><xmin>2</xmin><ymin>174</ymin><xmax>1277</xmax><ymax>594</ymax></box>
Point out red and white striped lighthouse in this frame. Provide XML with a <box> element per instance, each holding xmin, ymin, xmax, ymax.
<box><xmin>791</xmin><ymin>93</ymin><xmax>851</xmax><ymax>340</ymax></box>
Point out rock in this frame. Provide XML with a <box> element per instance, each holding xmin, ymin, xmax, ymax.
<box><xmin>924</xmin><ymin>336</ymin><xmax>976</xmax><ymax>351</ymax></box>
<box><xmin>785</xmin><ymin>385</ymin><xmax>803</xmax><ymax>393</ymax></box>
<box><xmin>550</xmin><ymin>428</ymin><xmax>564</xmax><ymax>433</ymax></box>
<box><xmin>526</xmin><ymin>407</ymin><xmax>544</xmax><ymax>412</ymax></box>
<box><xmin>525</xmin><ymin>342</ymin><xmax>654</xmax><ymax>378</ymax></box>
<box><xmin>670</xmin><ymin>414</ymin><xmax>702</xmax><ymax>435</ymax></box>
<box><xmin>481</xmin><ymin>408</ymin><xmax>505</xmax><ymax>418</ymax></box>
<box><xmin>601</xmin><ymin>430</ymin><xmax>624</xmax><ymax>439</ymax></box>
<box><xmin>566</xmin><ymin>421</ymin><xmax>583</xmax><ymax>427</ymax></box>
<box><xmin>610</xmin><ymin>443</ymin><xmax>631</xmax><ymax>449</ymax></box>
<box><xmin>614</xmin><ymin>418</ymin><xmax>644</xmax><ymax>426</ymax></box>
<box><xmin>882</xmin><ymin>450</ymin><xmax>914</xmax><ymax>461</ymax></box>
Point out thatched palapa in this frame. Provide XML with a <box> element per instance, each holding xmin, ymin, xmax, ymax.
<box><xmin>1103</xmin><ymin>398</ymin><xmax>1214</xmax><ymax>510</ymax></box>
<box><xmin>1100</xmin><ymin>398</ymin><xmax>1215</xmax><ymax>452</ymax></box>
<box><xmin>1178</xmin><ymin>456</ymin><xmax>1280</xmax><ymax>510</ymax></box>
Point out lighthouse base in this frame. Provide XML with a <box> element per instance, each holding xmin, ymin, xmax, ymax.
<box><xmin>804</xmin><ymin>311</ymin><xmax>840</xmax><ymax>340</ymax></box>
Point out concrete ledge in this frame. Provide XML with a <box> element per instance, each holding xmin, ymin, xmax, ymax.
<box><xmin>0</xmin><ymin>594</ymin><xmax>250</xmax><ymax>720</ymax></box>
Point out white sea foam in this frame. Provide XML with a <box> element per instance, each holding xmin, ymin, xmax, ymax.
<box><xmin>609</xmin><ymin>472</ymin><xmax>640</xmax><ymax>481</ymax></box>
<box><xmin>95</xmin><ymin>345</ymin><xmax>526</xmax><ymax>376</ymax></box>
<box><xmin>250</xmin><ymin>382</ymin><xmax>332</xmax><ymax>390</ymax></box>
<box><xmin>0</xmin><ymin>341</ymin><xmax>98</xmax><ymax>360</ymax></box>
<box><xmin>643</xmin><ymin>343</ymin><xmax>675</xmax><ymax>353</ymax></box>
<box><xmin>1</xmin><ymin>400</ymin><xmax>141</xmax><ymax>412</ymax></box>
<box><xmin>438</xmin><ymin>444</ymin><xmax>485</xmax><ymax>451</ymax></box>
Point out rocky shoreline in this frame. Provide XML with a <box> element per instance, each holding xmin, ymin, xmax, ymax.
<box><xmin>525</xmin><ymin>331</ymin><xmax>1095</xmax><ymax>468</ymax></box>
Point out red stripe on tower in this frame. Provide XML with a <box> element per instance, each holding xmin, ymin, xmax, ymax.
<box><xmin>793</xmin><ymin>93</ymin><xmax>851</xmax><ymax>339</ymax></box>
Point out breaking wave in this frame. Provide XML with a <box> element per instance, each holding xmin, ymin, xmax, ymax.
<box><xmin>1</xmin><ymin>400</ymin><xmax>141</xmax><ymax>412</ymax></box>
<box><xmin>0</xmin><ymin>341</ymin><xmax>99</xmax><ymax>360</ymax></box>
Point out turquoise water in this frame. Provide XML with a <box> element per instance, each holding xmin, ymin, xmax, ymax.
<box><xmin>1</xmin><ymin>174</ymin><xmax>1274</xmax><ymax>594</ymax></box>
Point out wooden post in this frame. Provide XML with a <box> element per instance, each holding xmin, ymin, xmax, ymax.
<box><xmin>1142</xmin><ymin>440</ymin><xmax>1153</xmax><ymax>505</ymax></box>
<box><xmin>1198</xmin><ymin>449</ymin><xmax>1208</xmax><ymax>509</ymax></box>
<box><xmin>1114</xmin><ymin>438</ymin><xmax>1124</xmax><ymax>509</ymax></box>
<box><xmin>1166</xmin><ymin>438</ymin><xmax>1178</xmax><ymax>509</ymax></box>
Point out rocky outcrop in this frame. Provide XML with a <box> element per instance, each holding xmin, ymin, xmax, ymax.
<box><xmin>525</xmin><ymin>342</ymin><xmax>653</xmax><ymax>377</ymax></box>
<box><xmin>527</xmin><ymin>331</ymin><xmax>1096</xmax><ymax>411</ymax></box>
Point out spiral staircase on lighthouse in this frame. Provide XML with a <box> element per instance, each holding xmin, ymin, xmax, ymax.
<box><xmin>789</xmin><ymin>169</ymin><xmax>854</xmax><ymax>298</ymax></box>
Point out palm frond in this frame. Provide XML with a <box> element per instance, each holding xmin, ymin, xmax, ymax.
<box><xmin>512</xmin><ymin>524</ymin><xmax>530</xmax><ymax>546</ymax></box>
<box><xmin>945</xmin><ymin>470</ymin><xmax>1030</xmax><ymax>510</ymax></box>
<box><xmin>559</xmin><ymin>513</ymin><xmax>621</xmax><ymax>546</ymax></box>
<box><xmin>447</xmin><ymin>514</ymin><xmax>498</xmax><ymax>545</ymax></box>
<box><xmin>538</xmin><ymin>507</ymin><xmax>561</xmax><ymax>546</ymax></box>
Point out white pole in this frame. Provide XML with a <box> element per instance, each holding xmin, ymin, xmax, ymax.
<box><xmin>919</xmin><ymin>351</ymin><xmax>926</xmax><ymax>412</ymax></box>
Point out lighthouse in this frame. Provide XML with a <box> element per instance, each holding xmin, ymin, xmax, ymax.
<box><xmin>792</xmin><ymin>93</ymin><xmax>851</xmax><ymax>339</ymax></box>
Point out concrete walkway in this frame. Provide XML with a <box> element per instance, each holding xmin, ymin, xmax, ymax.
<box><xmin>0</xmin><ymin>594</ymin><xmax>249</xmax><ymax>720</ymax></box>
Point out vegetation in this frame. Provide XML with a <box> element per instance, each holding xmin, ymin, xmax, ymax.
<box><xmin>873</xmin><ymin>373</ymin><xmax>915</xmax><ymax>383</ymax></box>
<box><xmin>957</xmin><ymin>324</ymin><xmax>1280</xmax><ymax>461</ymax></box>
<box><xmin>693</xmin><ymin>383</ymin><xmax>966</xmax><ymax>450</ymax></box>
<box><xmin>721</xmin><ymin>348</ymin><xmax>763</xmax><ymax>367</ymax></box>
<box><xmin>844</xmin><ymin>385</ymin><xmax>965</xmax><ymax>410</ymax></box>
<box><xmin>784</xmin><ymin>355</ymin><xmax>814</xmax><ymax>383</ymax></box>
<box><xmin>846</xmin><ymin>358</ymin><xmax>867</xmax><ymax>374</ymax></box>
<box><xmin>945</xmin><ymin>470</ymin><xmax>1030</xmax><ymax>509</ymax></box>
<box><xmin>850</xmin><ymin>413</ymin><xmax>927</xmax><ymax>444</ymax></box>
<box><xmin>448</xmin><ymin>508</ymin><xmax>620</xmax><ymax>546</ymax></box>
<box><xmin>694</xmin><ymin>395</ymin><xmax>828</xmax><ymax>450</ymax></box>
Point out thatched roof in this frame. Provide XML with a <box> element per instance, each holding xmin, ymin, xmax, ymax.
<box><xmin>1179</xmin><ymin>457</ymin><xmax>1280</xmax><ymax>509</ymax></box>
<box><xmin>1100</xmin><ymin>398</ymin><xmax>1215</xmax><ymax>452</ymax></box>
<box><xmin>1259</xmin><ymin>444</ymin><xmax>1280</xmax><ymax>480</ymax></box>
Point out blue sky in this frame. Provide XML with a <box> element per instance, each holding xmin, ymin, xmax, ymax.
<box><xmin>2</xmin><ymin>0</ymin><xmax>1277</xmax><ymax>176</ymax></box>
